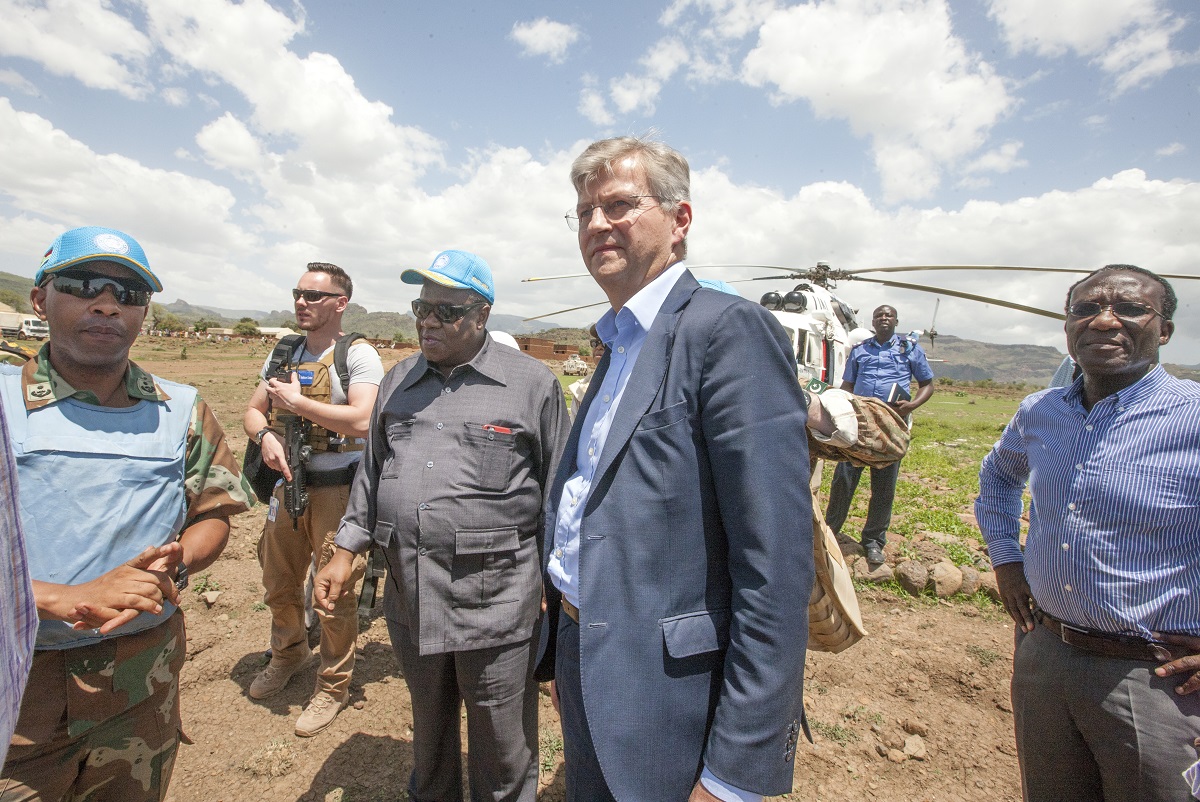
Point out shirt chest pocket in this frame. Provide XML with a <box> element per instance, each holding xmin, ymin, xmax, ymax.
<box><xmin>379</xmin><ymin>419</ymin><xmax>415</xmax><ymax>479</ymax></box>
<box><xmin>1088</xmin><ymin>465</ymin><xmax>1200</xmax><ymax>530</ymax></box>
<box><xmin>463</xmin><ymin>423</ymin><xmax>517</xmax><ymax>491</ymax></box>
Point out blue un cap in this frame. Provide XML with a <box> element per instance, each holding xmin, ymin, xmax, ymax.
<box><xmin>401</xmin><ymin>250</ymin><xmax>494</xmax><ymax>304</ymax></box>
<box><xmin>35</xmin><ymin>226</ymin><xmax>161</xmax><ymax>292</ymax></box>
<box><xmin>697</xmin><ymin>278</ymin><xmax>739</xmax><ymax>296</ymax></box>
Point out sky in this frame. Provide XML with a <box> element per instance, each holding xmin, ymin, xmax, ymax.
<box><xmin>0</xmin><ymin>0</ymin><xmax>1198</xmax><ymax>360</ymax></box>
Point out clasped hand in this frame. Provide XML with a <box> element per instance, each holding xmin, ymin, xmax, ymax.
<box><xmin>67</xmin><ymin>542</ymin><xmax>183</xmax><ymax>634</ymax></box>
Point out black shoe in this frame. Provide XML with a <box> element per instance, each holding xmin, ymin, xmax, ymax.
<box><xmin>864</xmin><ymin>542</ymin><xmax>885</xmax><ymax>565</ymax></box>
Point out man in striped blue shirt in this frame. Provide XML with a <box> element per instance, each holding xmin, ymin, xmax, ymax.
<box><xmin>976</xmin><ymin>264</ymin><xmax>1200</xmax><ymax>801</ymax></box>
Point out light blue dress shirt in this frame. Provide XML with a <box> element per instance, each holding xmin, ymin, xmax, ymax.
<box><xmin>976</xmin><ymin>365</ymin><xmax>1200</xmax><ymax>637</ymax></box>
<box><xmin>547</xmin><ymin>262</ymin><xmax>686</xmax><ymax>606</ymax></box>
<box><xmin>547</xmin><ymin>263</ymin><xmax>763</xmax><ymax>802</ymax></box>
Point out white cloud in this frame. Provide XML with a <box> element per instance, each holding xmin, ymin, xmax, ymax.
<box><xmin>988</xmin><ymin>0</ymin><xmax>1187</xmax><ymax>92</ymax></box>
<box><xmin>0</xmin><ymin>0</ymin><xmax>154</xmax><ymax>98</ymax></box>
<box><xmin>608</xmin><ymin>38</ymin><xmax>688</xmax><ymax>116</ymax></box>
<box><xmin>1156</xmin><ymin>142</ymin><xmax>1185</xmax><ymax>157</ymax></box>
<box><xmin>161</xmin><ymin>86</ymin><xmax>187</xmax><ymax>106</ymax></box>
<box><xmin>0</xmin><ymin>68</ymin><xmax>38</xmax><ymax>95</ymax></box>
<box><xmin>740</xmin><ymin>0</ymin><xmax>1015</xmax><ymax>203</ymax></box>
<box><xmin>963</xmin><ymin>141</ymin><xmax>1028</xmax><ymax>175</ymax></box>
<box><xmin>509</xmin><ymin>17</ymin><xmax>580</xmax><ymax>64</ymax></box>
<box><xmin>578</xmin><ymin>86</ymin><xmax>614</xmax><ymax>126</ymax></box>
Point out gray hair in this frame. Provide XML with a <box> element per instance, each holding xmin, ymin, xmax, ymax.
<box><xmin>570</xmin><ymin>135</ymin><xmax>691</xmax><ymax>256</ymax></box>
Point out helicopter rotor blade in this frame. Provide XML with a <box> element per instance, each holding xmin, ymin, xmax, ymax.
<box><xmin>842</xmin><ymin>264</ymin><xmax>1200</xmax><ymax>281</ymax></box>
<box><xmin>521</xmin><ymin>272</ymin><xmax>592</xmax><ymax>283</ymax></box>
<box><xmin>521</xmin><ymin>299</ymin><xmax>608</xmax><ymax>322</ymax></box>
<box><xmin>851</xmin><ymin>277</ymin><xmax>1066</xmax><ymax>320</ymax></box>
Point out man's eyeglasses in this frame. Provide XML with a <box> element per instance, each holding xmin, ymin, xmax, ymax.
<box><xmin>565</xmin><ymin>195</ymin><xmax>665</xmax><ymax>232</ymax></box>
<box><xmin>47</xmin><ymin>273</ymin><xmax>152</xmax><ymax>307</ymax></box>
<box><xmin>293</xmin><ymin>288</ymin><xmax>344</xmax><ymax>303</ymax></box>
<box><xmin>1066</xmin><ymin>301</ymin><xmax>1165</xmax><ymax>322</ymax></box>
<box><xmin>411</xmin><ymin>299</ymin><xmax>487</xmax><ymax>323</ymax></box>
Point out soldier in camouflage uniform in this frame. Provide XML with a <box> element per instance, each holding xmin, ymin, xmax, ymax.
<box><xmin>0</xmin><ymin>226</ymin><xmax>254</xmax><ymax>801</ymax></box>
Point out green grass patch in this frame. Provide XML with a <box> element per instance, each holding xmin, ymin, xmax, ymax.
<box><xmin>966</xmin><ymin>644</ymin><xmax>1002</xmax><ymax>667</ymax></box>
<box><xmin>539</xmin><ymin>732</ymin><xmax>564</xmax><ymax>775</ymax></box>
<box><xmin>810</xmin><ymin>718</ymin><xmax>859</xmax><ymax>746</ymax></box>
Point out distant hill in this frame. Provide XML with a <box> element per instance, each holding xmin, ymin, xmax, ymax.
<box><xmin>922</xmin><ymin>334</ymin><xmax>1065</xmax><ymax>386</ymax></box>
<box><xmin>160</xmin><ymin>301</ymin><xmax>561</xmax><ymax>343</ymax></box>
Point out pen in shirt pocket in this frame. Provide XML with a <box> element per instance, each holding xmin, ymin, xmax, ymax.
<box><xmin>482</xmin><ymin>424</ymin><xmax>513</xmax><ymax>434</ymax></box>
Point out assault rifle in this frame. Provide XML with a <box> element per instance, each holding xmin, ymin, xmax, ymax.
<box><xmin>279</xmin><ymin>413</ymin><xmax>312</xmax><ymax>527</ymax></box>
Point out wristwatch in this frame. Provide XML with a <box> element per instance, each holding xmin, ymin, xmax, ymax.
<box><xmin>254</xmin><ymin>426</ymin><xmax>273</xmax><ymax>445</ymax></box>
<box><xmin>174</xmin><ymin>561</ymin><xmax>189</xmax><ymax>592</ymax></box>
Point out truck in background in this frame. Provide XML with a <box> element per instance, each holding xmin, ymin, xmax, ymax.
<box><xmin>0</xmin><ymin>313</ymin><xmax>49</xmax><ymax>340</ymax></box>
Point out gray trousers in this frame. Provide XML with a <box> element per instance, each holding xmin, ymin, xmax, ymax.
<box><xmin>386</xmin><ymin>620</ymin><xmax>539</xmax><ymax>802</ymax></box>
<box><xmin>1012</xmin><ymin>624</ymin><xmax>1200</xmax><ymax>802</ymax></box>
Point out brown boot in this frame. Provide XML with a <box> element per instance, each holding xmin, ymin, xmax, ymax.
<box><xmin>294</xmin><ymin>690</ymin><xmax>348</xmax><ymax>737</ymax></box>
<box><xmin>248</xmin><ymin>647</ymin><xmax>313</xmax><ymax>699</ymax></box>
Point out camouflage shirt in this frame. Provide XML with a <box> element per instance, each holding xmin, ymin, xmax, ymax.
<box><xmin>20</xmin><ymin>343</ymin><xmax>255</xmax><ymax>519</ymax></box>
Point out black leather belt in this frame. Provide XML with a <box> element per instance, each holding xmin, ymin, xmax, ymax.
<box><xmin>307</xmin><ymin>463</ymin><xmax>358</xmax><ymax>487</ymax></box>
<box><xmin>1035</xmin><ymin>609</ymin><xmax>1183</xmax><ymax>662</ymax></box>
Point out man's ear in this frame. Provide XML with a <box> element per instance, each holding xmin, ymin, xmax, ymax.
<box><xmin>476</xmin><ymin>304</ymin><xmax>491</xmax><ymax>331</ymax></box>
<box><xmin>671</xmin><ymin>200</ymin><xmax>692</xmax><ymax>247</ymax></box>
<box><xmin>1160</xmin><ymin>318</ymin><xmax>1175</xmax><ymax>345</ymax></box>
<box><xmin>30</xmin><ymin>285</ymin><xmax>47</xmax><ymax>320</ymax></box>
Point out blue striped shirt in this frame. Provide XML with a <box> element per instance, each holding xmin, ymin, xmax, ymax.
<box><xmin>976</xmin><ymin>365</ymin><xmax>1200</xmax><ymax>638</ymax></box>
<box><xmin>0</xmin><ymin>395</ymin><xmax>36</xmax><ymax>766</ymax></box>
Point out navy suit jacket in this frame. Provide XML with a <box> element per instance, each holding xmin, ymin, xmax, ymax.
<box><xmin>536</xmin><ymin>271</ymin><xmax>815</xmax><ymax>799</ymax></box>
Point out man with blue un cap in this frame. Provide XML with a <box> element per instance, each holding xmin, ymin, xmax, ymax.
<box><xmin>0</xmin><ymin>226</ymin><xmax>256</xmax><ymax>800</ymax></box>
<box><xmin>317</xmin><ymin>249</ymin><xmax>569</xmax><ymax>801</ymax></box>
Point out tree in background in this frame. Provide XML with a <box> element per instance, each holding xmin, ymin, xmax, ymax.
<box><xmin>234</xmin><ymin>318</ymin><xmax>261</xmax><ymax>336</ymax></box>
<box><xmin>157</xmin><ymin>312</ymin><xmax>186</xmax><ymax>333</ymax></box>
<box><xmin>193</xmin><ymin>318</ymin><xmax>221</xmax><ymax>333</ymax></box>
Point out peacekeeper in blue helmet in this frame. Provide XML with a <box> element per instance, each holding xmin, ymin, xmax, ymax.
<box><xmin>0</xmin><ymin>226</ymin><xmax>256</xmax><ymax>801</ymax></box>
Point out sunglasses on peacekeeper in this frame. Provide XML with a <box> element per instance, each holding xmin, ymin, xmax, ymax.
<box><xmin>45</xmin><ymin>271</ymin><xmax>153</xmax><ymax>307</ymax></box>
<box><xmin>411</xmin><ymin>299</ymin><xmax>487</xmax><ymax>323</ymax></box>
<box><xmin>292</xmin><ymin>288</ymin><xmax>346</xmax><ymax>303</ymax></box>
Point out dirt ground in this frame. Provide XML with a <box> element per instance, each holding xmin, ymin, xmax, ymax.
<box><xmin>128</xmin><ymin>338</ymin><xmax>1022</xmax><ymax>802</ymax></box>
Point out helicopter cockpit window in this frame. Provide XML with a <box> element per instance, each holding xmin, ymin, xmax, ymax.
<box><xmin>793</xmin><ymin>329</ymin><xmax>809</xmax><ymax>367</ymax></box>
<box><xmin>833</xmin><ymin>300</ymin><xmax>858</xmax><ymax>330</ymax></box>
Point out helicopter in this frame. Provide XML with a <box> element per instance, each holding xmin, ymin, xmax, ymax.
<box><xmin>521</xmin><ymin>262</ymin><xmax>1200</xmax><ymax>386</ymax></box>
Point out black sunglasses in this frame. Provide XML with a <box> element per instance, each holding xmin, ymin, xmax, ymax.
<box><xmin>1066</xmin><ymin>301</ymin><xmax>1164</xmax><ymax>322</ymax></box>
<box><xmin>48</xmin><ymin>273</ymin><xmax>152</xmax><ymax>307</ymax></box>
<box><xmin>293</xmin><ymin>288</ymin><xmax>344</xmax><ymax>303</ymax></box>
<box><xmin>411</xmin><ymin>299</ymin><xmax>486</xmax><ymax>323</ymax></box>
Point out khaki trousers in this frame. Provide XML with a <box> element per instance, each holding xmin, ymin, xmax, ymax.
<box><xmin>258</xmin><ymin>482</ymin><xmax>365</xmax><ymax>697</ymax></box>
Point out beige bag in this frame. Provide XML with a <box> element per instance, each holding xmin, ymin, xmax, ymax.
<box><xmin>807</xmin><ymin>459</ymin><xmax>868</xmax><ymax>653</ymax></box>
<box><xmin>806</xmin><ymin>395</ymin><xmax>910</xmax><ymax>653</ymax></box>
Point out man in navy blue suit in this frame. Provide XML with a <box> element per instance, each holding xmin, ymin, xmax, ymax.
<box><xmin>536</xmin><ymin>136</ymin><xmax>815</xmax><ymax>801</ymax></box>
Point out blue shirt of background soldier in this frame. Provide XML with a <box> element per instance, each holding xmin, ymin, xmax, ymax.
<box><xmin>824</xmin><ymin>304</ymin><xmax>934</xmax><ymax>566</ymax></box>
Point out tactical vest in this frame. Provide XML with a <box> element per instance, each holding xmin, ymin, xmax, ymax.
<box><xmin>266</xmin><ymin>333</ymin><xmax>372</xmax><ymax>453</ymax></box>
<box><xmin>0</xmin><ymin>366</ymin><xmax>196</xmax><ymax>649</ymax></box>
